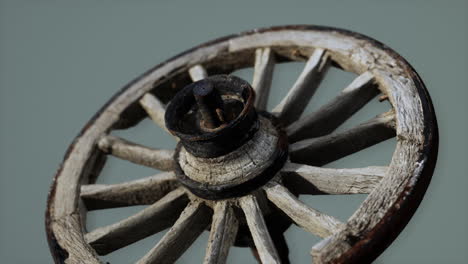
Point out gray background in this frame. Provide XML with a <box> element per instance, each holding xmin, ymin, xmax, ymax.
<box><xmin>1</xmin><ymin>0</ymin><xmax>467</xmax><ymax>263</ymax></box>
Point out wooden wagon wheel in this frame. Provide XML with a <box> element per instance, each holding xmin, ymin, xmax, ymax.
<box><xmin>46</xmin><ymin>25</ymin><xmax>438</xmax><ymax>264</ymax></box>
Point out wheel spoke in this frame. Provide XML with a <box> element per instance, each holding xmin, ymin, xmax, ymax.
<box><xmin>97</xmin><ymin>135</ymin><xmax>174</xmax><ymax>171</ymax></box>
<box><xmin>264</xmin><ymin>183</ymin><xmax>344</xmax><ymax>238</ymax></box>
<box><xmin>272</xmin><ymin>48</ymin><xmax>330</xmax><ymax>125</ymax></box>
<box><xmin>80</xmin><ymin>172</ymin><xmax>179</xmax><ymax>210</ymax></box>
<box><xmin>204</xmin><ymin>201</ymin><xmax>239</xmax><ymax>264</ymax></box>
<box><xmin>287</xmin><ymin>71</ymin><xmax>379</xmax><ymax>142</ymax></box>
<box><xmin>290</xmin><ymin>111</ymin><xmax>396</xmax><ymax>166</ymax></box>
<box><xmin>239</xmin><ymin>195</ymin><xmax>281</xmax><ymax>264</ymax></box>
<box><xmin>281</xmin><ymin>162</ymin><xmax>387</xmax><ymax>195</ymax></box>
<box><xmin>252</xmin><ymin>48</ymin><xmax>275</xmax><ymax>111</ymax></box>
<box><xmin>137</xmin><ymin>202</ymin><xmax>212</xmax><ymax>264</ymax></box>
<box><xmin>189</xmin><ymin>64</ymin><xmax>208</xmax><ymax>81</ymax></box>
<box><xmin>85</xmin><ymin>188</ymin><xmax>188</xmax><ymax>255</ymax></box>
<box><xmin>139</xmin><ymin>93</ymin><xmax>168</xmax><ymax>131</ymax></box>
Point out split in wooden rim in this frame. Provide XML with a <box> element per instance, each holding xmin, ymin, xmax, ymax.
<box><xmin>46</xmin><ymin>25</ymin><xmax>438</xmax><ymax>264</ymax></box>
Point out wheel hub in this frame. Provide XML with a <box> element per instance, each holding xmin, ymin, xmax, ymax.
<box><xmin>46</xmin><ymin>26</ymin><xmax>438</xmax><ymax>264</ymax></box>
<box><xmin>166</xmin><ymin>75</ymin><xmax>288</xmax><ymax>200</ymax></box>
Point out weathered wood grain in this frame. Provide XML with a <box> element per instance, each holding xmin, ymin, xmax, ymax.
<box><xmin>311</xmin><ymin>142</ymin><xmax>426</xmax><ymax>264</ymax></box>
<box><xmin>97</xmin><ymin>135</ymin><xmax>174</xmax><ymax>171</ymax></box>
<box><xmin>203</xmin><ymin>201</ymin><xmax>238</xmax><ymax>264</ymax></box>
<box><xmin>281</xmin><ymin>162</ymin><xmax>387</xmax><ymax>195</ymax></box>
<box><xmin>47</xmin><ymin>29</ymin><xmax>231</xmax><ymax>263</ymax></box>
<box><xmin>189</xmin><ymin>64</ymin><xmax>208</xmax><ymax>81</ymax></box>
<box><xmin>137</xmin><ymin>202</ymin><xmax>212</xmax><ymax>264</ymax></box>
<box><xmin>239</xmin><ymin>195</ymin><xmax>281</xmax><ymax>264</ymax></box>
<box><xmin>272</xmin><ymin>48</ymin><xmax>330</xmax><ymax>125</ymax></box>
<box><xmin>313</xmin><ymin>68</ymin><xmax>430</xmax><ymax>263</ymax></box>
<box><xmin>139</xmin><ymin>93</ymin><xmax>167</xmax><ymax>131</ymax></box>
<box><xmin>85</xmin><ymin>188</ymin><xmax>188</xmax><ymax>255</ymax></box>
<box><xmin>264</xmin><ymin>183</ymin><xmax>344</xmax><ymax>238</ymax></box>
<box><xmin>287</xmin><ymin>71</ymin><xmax>379</xmax><ymax>142</ymax></box>
<box><xmin>47</xmin><ymin>27</ymin><xmax>435</xmax><ymax>264</ymax></box>
<box><xmin>252</xmin><ymin>48</ymin><xmax>275</xmax><ymax>111</ymax></box>
<box><xmin>290</xmin><ymin>111</ymin><xmax>396</xmax><ymax>166</ymax></box>
<box><xmin>50</xmin><ymin>214</ymin><xmax>102</xmax><ymax>264</ymax></box>
<box><xmin>81</xmin><ymin>172</ymin><xmax>179</xmax><ymax>210</ymax></box>
<box><xmin>178</xmin><ymin>117</ymin><xmax>278</xmax><ymax>185</ymax></box>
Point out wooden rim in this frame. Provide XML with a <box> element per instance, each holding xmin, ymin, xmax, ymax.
<box><xmin>46</xmin><ymin>25</ymin><xmax>438</xmax><ymax>264</ymax></box>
